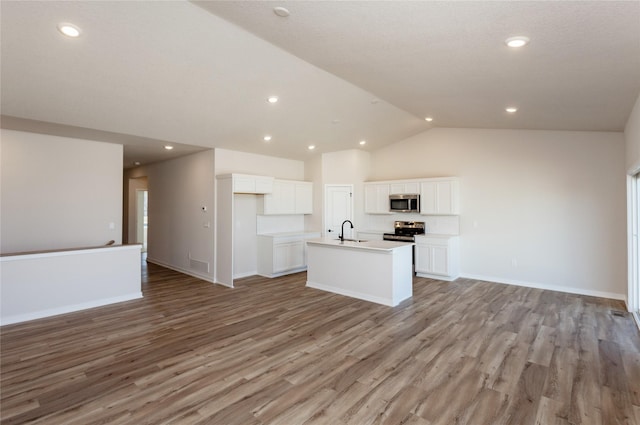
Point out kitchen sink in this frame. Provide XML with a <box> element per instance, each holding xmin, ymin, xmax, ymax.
<box><xmin>335</xmin><ymin>238</ymin><xmax>368</xmax><ymax>243</ymax></box>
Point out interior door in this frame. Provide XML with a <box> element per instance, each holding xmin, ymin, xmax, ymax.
<box><xmin>325</xmin><ymin>185</ymin><xmax>354</xmax><ymax>239</ymax></box>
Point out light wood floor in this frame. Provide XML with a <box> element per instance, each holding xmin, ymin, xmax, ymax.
<box><xmin>1</xmin><ymin>261</ymin><xmax>639</xmax><ymax>425</ymax></box>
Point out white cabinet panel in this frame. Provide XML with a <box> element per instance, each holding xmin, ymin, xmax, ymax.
<box><xmin>231</xmin><ymin>174</ymin><xmax>274</xmax><ymax>194</ymax></box>
<box><xmin>414</xmin><ymin>244</ymin><xmax>431</xmax><ymax>273</ymax></box>
<box><xmin>273</xmin><ymin>241</ymin><xmax>304</xmax><ymax>273</ymax></box>
<box><xmin>257</xmin><ymin>232</ymin><xmax>320</xmax><ymax>277</ymax></box>
<box><xmin>261</xmin><ymin>180</ymin><xmax>313</xmax><ymax>215</ymax></box>
<box><xmin>366</xmin><ymin>177</ymin><xmax>458</xmax><ymax>215</ymax></box>
<box><xmin>364</xmin><ymin>183</ymin><xmax>391</xmax><ymax>214</ymax></box>
<box><xmin>420</xmin><ymin>178</ymin><xmax>459</xmax><ymax>215</ymax></box>
<box><xmin>389</xmin><ymin>182</ymin><xmax>420</xmax><ymax>194</ymax></box>
<box><xmin>255</xmin><ymin>177</ymin><xmax>274</xmax><ymax>194</ymax></box>
<box><xmin>430</xmin><ymin>245</ymin><xmax>449</xmax><ymax>275</ymax></box>
<box><xmin>414</xmin><ymin>235</ymin><xmax>459</xmax><ymax>281</ymax></box>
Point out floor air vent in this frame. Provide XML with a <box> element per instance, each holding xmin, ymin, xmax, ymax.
<box><xmin>611</xmin><ymin>310</ymin><xmax>627</xmax><ymax>317</ymax></box>
<box><xmin>190</xmin><ymin>258</ymin><xmax>210</xmax><ymax>274</ymax></box>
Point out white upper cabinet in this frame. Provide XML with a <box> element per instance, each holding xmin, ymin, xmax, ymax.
<box><xmin>294</xmin><ymin>182</ymin><xmax>313</xmax><ymax>214</ymax></box>
<box><xmin>229</xmin><ymin>174</ymin><xmax>274</xmax><ymax>194</ymax></box>
<box><xmin>364</xmin><ymin>183</ymin><xmax>391</xmax><ymax>214</ymax></box>
<box><xmin>389</xmin><ymin>181</ymin><xmax>420</xmax><ymax>195</ymax></box>
<box><xmin>420</xmin><ymin>178</ymin><xmax>459</xmax><ymax>215</ymax></box>
<box><xmin>261</xmin><ymin>180</ymin><xmax>313</xmax><ymax>215</ymax></box>
<box><xmin>364</xmin><ymin>177</ymin><xmax>459</xmax><ymax>215</ymax></box>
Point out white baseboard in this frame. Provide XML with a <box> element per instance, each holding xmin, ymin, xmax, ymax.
<box><xmin>306</xmin><ymin>280</ymin><xmax>397</xmax><ymax>307</ymax></box>
<box><xmin>234</xmin><ymin>270</ymin><xmax>257</xmax><ymax>279</ymax></box>
<box><xmin>459</xmin><ymin>273</ymin><xmax>626</xmax><ymax>301</ymax></box>
<box><xmin>146</xmin><ymin>257</ymin><xmax>215</xmax><ymax>284</ymax></box>
<box><xmin>0</xmin><ymin>292</ymin><xmax>143</xmax><ymax>326</ymax></box>
<box><xmin>258</xmin><ymin>267</ymin><xmax>307</xmax><ymax>279</ymax></box>
<box><xmin>416</xmin><ymin>272</ymin><xmax>458</xmax><ymax>281</ymax></box>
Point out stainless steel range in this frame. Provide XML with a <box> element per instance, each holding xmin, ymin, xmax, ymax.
<box><xmin>383</xmin><ymin>221</ymin><xmax>425</xmax><ymax>242</ymax></box>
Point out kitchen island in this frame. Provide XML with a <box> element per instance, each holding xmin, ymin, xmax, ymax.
<box><xmin>306</xmin><ymin>237</ymin><xmax>414</xmax><ymax>307</ymax></box>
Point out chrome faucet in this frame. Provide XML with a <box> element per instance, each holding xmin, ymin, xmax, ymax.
<box><xmin>339</xmin><ymin>220</ymin><xmax>354</xmax><ymax>242</ymax></box>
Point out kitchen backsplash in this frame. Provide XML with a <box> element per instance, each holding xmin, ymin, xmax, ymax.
<box><xmin>257</xmin><ymin>214</ymin><xmax>305</xmax><ymax>234</ymax></box>
<box><xmin>363</xmin><ymin>213</ymin><xmax>460</xmax><ymax>235</ymax></box>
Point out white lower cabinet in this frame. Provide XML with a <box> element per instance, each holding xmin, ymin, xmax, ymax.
<box><xmin>414</xmin><ymin>235</ymin><xmax>459</xmax><ymax>281</ymax></box>
<box><xmin>257</xmin><ymin>232</ymin><xmax>320</xmax><ymax>277</ymax></box>
<box><xmin>273</xmin><ymin>240</ymin><xmax>305</xmax><ymax>273</ymax></box>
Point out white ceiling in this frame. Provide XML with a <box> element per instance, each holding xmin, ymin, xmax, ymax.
<box><xmin>2</xmin><ymin>1</ymin><xmax>639</xmax><ymax>168</ymax></box>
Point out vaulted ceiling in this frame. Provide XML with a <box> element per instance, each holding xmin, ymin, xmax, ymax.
<box><xmin>2</xmin><ymin>1</ymin><xmax>639</xmax><ymax>167</ymax></box>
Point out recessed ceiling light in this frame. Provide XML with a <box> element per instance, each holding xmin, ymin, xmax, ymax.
<box><xmin>134</xmin><ymin>161</ymin><xmax>141</xmax><ymax>166</ymax></box>
<box><xmin>57</xmin><ymin>23</ymin><xmax>81</xmax><ymax>37</ymax></box>
<box><xmin>505</xmin><ymin>107</ymin><xmax>518</xmax><ymax>113</ymax></box>
<box><xmin>424</xmin><ymin>117</ymin><xmax>433</xmax><ymax>122</ymax></box>
<box><xmin>267</xmin><ymin>96</ymin><xmax>279</xmax><ymax>104</ymax></box>
<box><xmin>164</xmin><ymin>145</ymin><xmax>174</xmax><ymax>150</ymax></box>
<box><xmin>308</xmin><ymin>145</ymin><xmax>315</xmax><ymax>150</ymax></box>
<box><xmin>359</xmin><ymin>140</ymin><xmax>366</xmax><ymax>145</ymax></box>
<box><xmin>273</xmin><ymin>7</ymin><xmax>290</xmax><ymax>17</ymax></box>
<box><xmin>505</xmin><ymin>36</ymin><xmax>530</xmax><ymax>48</ymax></box>
<box><xmin>371</xmin><ymin>99</ymin><xmax>379</xmax><ymax>104</ymax></box>
<box><xmin>263</xmin><ymin>135</ymin><xmax>272</xmax><ymax>141</ymax></box>
<box><xmin>332</xmin><ymin>119</ymin><xmax>340</xmax><ymax>124</ymax></box>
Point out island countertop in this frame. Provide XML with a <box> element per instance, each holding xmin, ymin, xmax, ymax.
<box><xmin>306</xmin><ymin>237</ymin><xmax>413</xmax><ymax>252</ymax></box>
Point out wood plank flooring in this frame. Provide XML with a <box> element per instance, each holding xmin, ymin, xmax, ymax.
<box><xmin>1</xmin><ymin>260</ymin><xmax>639</xmax><ymax>424</ymax></box>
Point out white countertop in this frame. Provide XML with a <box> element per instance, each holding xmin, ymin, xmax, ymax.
<box><xmin>307</xmin><ymin>237</ymin><xmax>413</xmax><ymax>252</ymax></box>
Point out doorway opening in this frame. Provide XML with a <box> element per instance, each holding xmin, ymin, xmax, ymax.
<box><xmin>628</xmin><ymin>171</ymin><xmax>640</xmax><ymax>327</ymax></box>
<box><xmin>136</xmin><ymin>190</ymin><xmax>148</xmax><ymax>253</ymax></box>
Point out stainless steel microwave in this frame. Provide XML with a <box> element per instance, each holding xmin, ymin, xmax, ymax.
<box><xmin>389</xmin><ymin>194</ymin><xmax>420</xmax><ymax>213</ymax></box>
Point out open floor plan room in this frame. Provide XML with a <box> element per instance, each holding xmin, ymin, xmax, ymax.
<box><xmin>1</xmin><ymin>262</ymin><xmax>639</xmax><ymax>425</ymax></box>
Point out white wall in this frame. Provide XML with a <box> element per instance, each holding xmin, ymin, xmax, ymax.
<box><xmin>0</xmin><ymin>129</ymin><xmax>123</xmax><ymax>253</ymax></box>
<box><xmin>143</xmin><ymin>150</ymin><xmax>215</xmax><ymax>281</ymax></box>
<box><xmin>304</xmin><ymin>155</ymin><xmax>323</xmax><ymax>233</ymax></box>
<box><xmin>370</xmin><ymin>128</ymin><xmax>626</xmax><ymax>298</ymax></box>
<box><xmin>214</xmin><ymin>148</ymin><xmax>304</xmax><ymax>179</ymax></box>
<box><xmin>320</xmin><ymin>149</ymin><xmax>371</xmax><ymax>234</ymax></box>
<box><xmin>1</xmin><ymin>245</ymin><xmax>141</xmax><ymax>325</ymax></box>
<box><xmin>625</xmin><ymin>93</ymin><xmax>640</xmax><ymax>171</ymax></box>
<box><xmin>233</xmin><ymin>193</ymin><xmax>258</xmax><ymax>278</ymax></box>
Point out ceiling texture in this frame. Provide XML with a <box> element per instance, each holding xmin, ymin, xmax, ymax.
<box><xmin>2</xmin><ymin>1</ymin><xmax>639</xmax><ymax>167</ymax></box>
